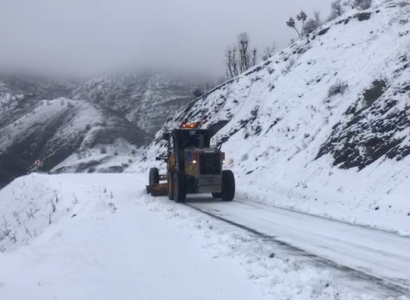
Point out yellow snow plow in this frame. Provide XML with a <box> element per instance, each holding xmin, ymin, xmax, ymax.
<box><xmin>146</xmin><ymin>122</ymin><xmax>235</xmax><ymax>203</ymax></box>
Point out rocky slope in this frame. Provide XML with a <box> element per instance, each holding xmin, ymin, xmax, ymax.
<box><xmin>130</xmin><ymin>0</ymin><xmax>410</xmax><ymax>234</ymax></box>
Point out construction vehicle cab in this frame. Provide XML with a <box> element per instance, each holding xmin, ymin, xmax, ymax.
<box><xmin>146</xmin><ymin>122</ymin><xmax>235</xmax><ymax>203</ymax></box>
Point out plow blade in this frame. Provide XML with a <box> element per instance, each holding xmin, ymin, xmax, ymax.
<box><xmin>146</xmin><ymin>183</ymin><xmax>168</xmax><ymax>197</ymax></box>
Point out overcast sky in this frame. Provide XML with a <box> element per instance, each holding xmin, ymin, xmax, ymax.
<box><xmin>0</xmin><ymin>0</ymin><xmax>331</xmax><ymax>79</ymax></box>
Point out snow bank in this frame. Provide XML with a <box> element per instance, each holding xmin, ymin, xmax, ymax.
<box><xmin>0</xmin><ymin>173</ymin><xmax>120</xmax><ymax>252</ymax></box>
<box><xmin>0</xmin><ymin>174</ymin><xmax>268</xmax><ymax>300</ymax></box>
<box><xmin>128</xmin><ymin>1</ymin><xmax>410</xmax><ymax>236</ymax></box>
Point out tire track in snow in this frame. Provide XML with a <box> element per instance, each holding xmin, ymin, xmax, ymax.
<box><xmin>186</xmin><ymin>202</ymin><xmax>410</xmax><ymax>298</ymax></box>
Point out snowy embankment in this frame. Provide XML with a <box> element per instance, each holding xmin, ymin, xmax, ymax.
<box><xmin>0</xmin><ymin>173</ymin><xmax>403</xmax><ymax>300</ymax></box>
<box><xmin>129</xmin><ymin>0</ymin><xmax>410</xmax><ymax>236</ymax></box>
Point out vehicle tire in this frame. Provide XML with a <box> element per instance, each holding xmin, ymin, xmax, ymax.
<box><xmin>174</xmin><ymin>171</ymin><xmax>187</xmax><ymax>203</ymax></box>
<box><xmin>149</xmin><ymin>168</ymin><xmax>159</xmax><ymax>186</ymax></box>
<box><xmin>167</xmin><ymin>171</ymin><xmax>174</xmax><ymax>200</ymax></box>
<box><xmin>212</xmin><ymin>192</ymin><xmax>222</xmax><ymax>198</ymax></box>
<box><xmin>221</xmin><ymin>170</ymin><xmax>235</xmax><ymax>201</ymax></box>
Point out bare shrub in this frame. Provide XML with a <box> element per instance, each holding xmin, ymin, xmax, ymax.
<box><xmin>328</xmin><ymin>80</ymin><xmax>349</xmax><ymax>97</ymax></box>
<box><xmin>353</xmin><ymin>0</ymin><xmax>372</xmax><ymax>10</ymax></box>
<box><xmin>282</xmin><ymin>58</ymin><xmax>296</xmax><ymax>75</ymax></box>
<box><xmin>328</xmin><ymin>0</ymin><xmax>344</xmax><ymax>21</ymax></box>
<box><xmin>398</xmin><ymin>1</ymin><xmax>409</xmax><ymax>7</ymax></box>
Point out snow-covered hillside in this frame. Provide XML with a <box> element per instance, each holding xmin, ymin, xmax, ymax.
<box><xmin>0</xmin><ymin>74</ymin><xmax>78</xmax><ymax>104</ymax></box>
<box><xmin>0</xmin><ymin>96</ymin><xmax>150</xmax><ymax>183</ymax></box>
<box><xmin>0</xmin><ymin>72</ymin><xmax>198</xmax><ymax>187</ymax></box>
<box><xmin>72</xmin><ymin>72</ymin><xmax>197</xmax><ymax>136</ymax></box>
<box><xmin>131</xmin><ymin>0</ymin><xmax>410</xmax><ymax>234</ymax></box>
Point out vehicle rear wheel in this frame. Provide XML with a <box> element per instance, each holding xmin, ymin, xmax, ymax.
<box><xmin>167</xmin><ymin>171</ymin><xmax>174</xmax><ymax>200</ymax></box>
<box><xmin>221</xmin><ymin>170</ymin><xmax>235</xmax><ymax>201</ymax></box>
<box><xmin>149</xmin><ymin>168</ymin><xmax>159</xmax><ymax>186</ymax></box>
<box><xmin>174</xmin><ymin>171</ymin><xmax>187</xmax><ymax>203</ymax></box>
<box><xmin>212</xmin><ymin>192</ymin><xmax>222</xmax><ymax>198</ymax></box>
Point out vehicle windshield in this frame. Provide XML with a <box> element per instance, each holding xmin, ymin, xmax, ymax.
<box><xmin>186</xmin><ymin>132</ymin><xmax>200</xmax><ymax>147</ymax></box>
<box><xmin>175</xmin><ymin>130</ymin><xmax>211</xmax><ymax>149</ymax></box>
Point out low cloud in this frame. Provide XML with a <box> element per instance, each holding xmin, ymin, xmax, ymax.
<box><xmin>0</xmin><ymin>0</ymin><xmax>330</xmax><ymax>79</ymax></box>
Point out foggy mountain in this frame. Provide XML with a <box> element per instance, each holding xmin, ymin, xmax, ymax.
<box><xmin>72</xmin><ymin>72</ymin><xmax>196</xmax><ymax>136</ymax></box>
<box><xmin>0</xmin><ymin>72</ymin><xmax>197</xmax><ymax>187</ymax></box>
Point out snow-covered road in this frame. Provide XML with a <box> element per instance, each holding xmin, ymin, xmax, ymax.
<box><xmin>1</xmin><ymin>173</ymin><xmax>409</xmax><ymax>299</ymax></box>
<box><xmin>187</xmin><ymin>196</ymin><xmax>410</xmax><ymax>292</ymax></box>
<box><xmin>0</xmin><ymin>174</ymin><xmax>272</xmax><ymax>300</ymax></box>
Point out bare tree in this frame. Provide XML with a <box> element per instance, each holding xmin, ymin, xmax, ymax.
<box><xmin>353</xmin><ymin>0</ymin><xmax>372</xmax><ymax>9</ymax></box>
<box><xmin>286</xmin><ymin>11</ymin><xmax>308</xmax><ymax>39</ymax></box>
<box><xmin>224</xmin><ymin>32</ymin><xmax>257</xmax><ymax>79</ymax></box>
<box><xmin>231</xmin><ymin>45</ymin><xmax>239</xmax><ymax>77</ymax></box>
<box><xmin>332</xmin><ymin>0</ymin><xmax>344</xmax><ymax>16</ymax></box>
<box><xmin>303</xmin><ymin>19</ymin><xmax>318</xmax><ymax>36</ymax></box>
<box><xmin>286</xmin><ymin>17</ymin><xmax>301</xmax><ymax>38</ymax></box>
<box><xmin>238</xmin><ymin>32</ymin><xmax>250</xmax><ymax>72</ymax></box>
<box><xmin>261</xmin><ymin>42</ymin><xmax>277</xmax><ymax>61</ymax></box>
<box><xmin>328</xmin><ymin>0</ymin><xmax>345</xmax><ymax>21</ymax></box>
<box><xmin>296</xmin><ymin>10</ymin><xmax>308</xmax><ymax>32</ymax></box>
<box><xmin>251</xmin><ymin>48</ymin><xmax>258</xmax><ymax>67</ymax></box>
<box><xmin>303</xmin><ymin>11</ymin><xmax>322</xmax><ymax>36</ymax></box>
<box><xmin>314</xmin><ymin>10</ymin><xmax>322</xmax><ymax>26</ymax></box>
<box><xmin>225</xmin><ymin>46</ymin><xmax>234</xmax><ymax>79</ymax></box>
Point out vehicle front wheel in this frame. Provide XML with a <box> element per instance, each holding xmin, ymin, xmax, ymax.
<box><xmin>221</xmin><ymin>170</ymin><xmax>235</xmax><ymax>201</ymax></box>
<box><xmin>174</xmin><ymin>171</ymin><xmax>187</xmax><ymax>203</ymax></box>
<box><xmin>167</xmin><ymin>171</ymin><xmax>174</xmax><ymax>200</ymax></box>
<box><xmin>149</xmin><ymin>168</ymin><xmax>159</xmax><ymax>186</ymax></box>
